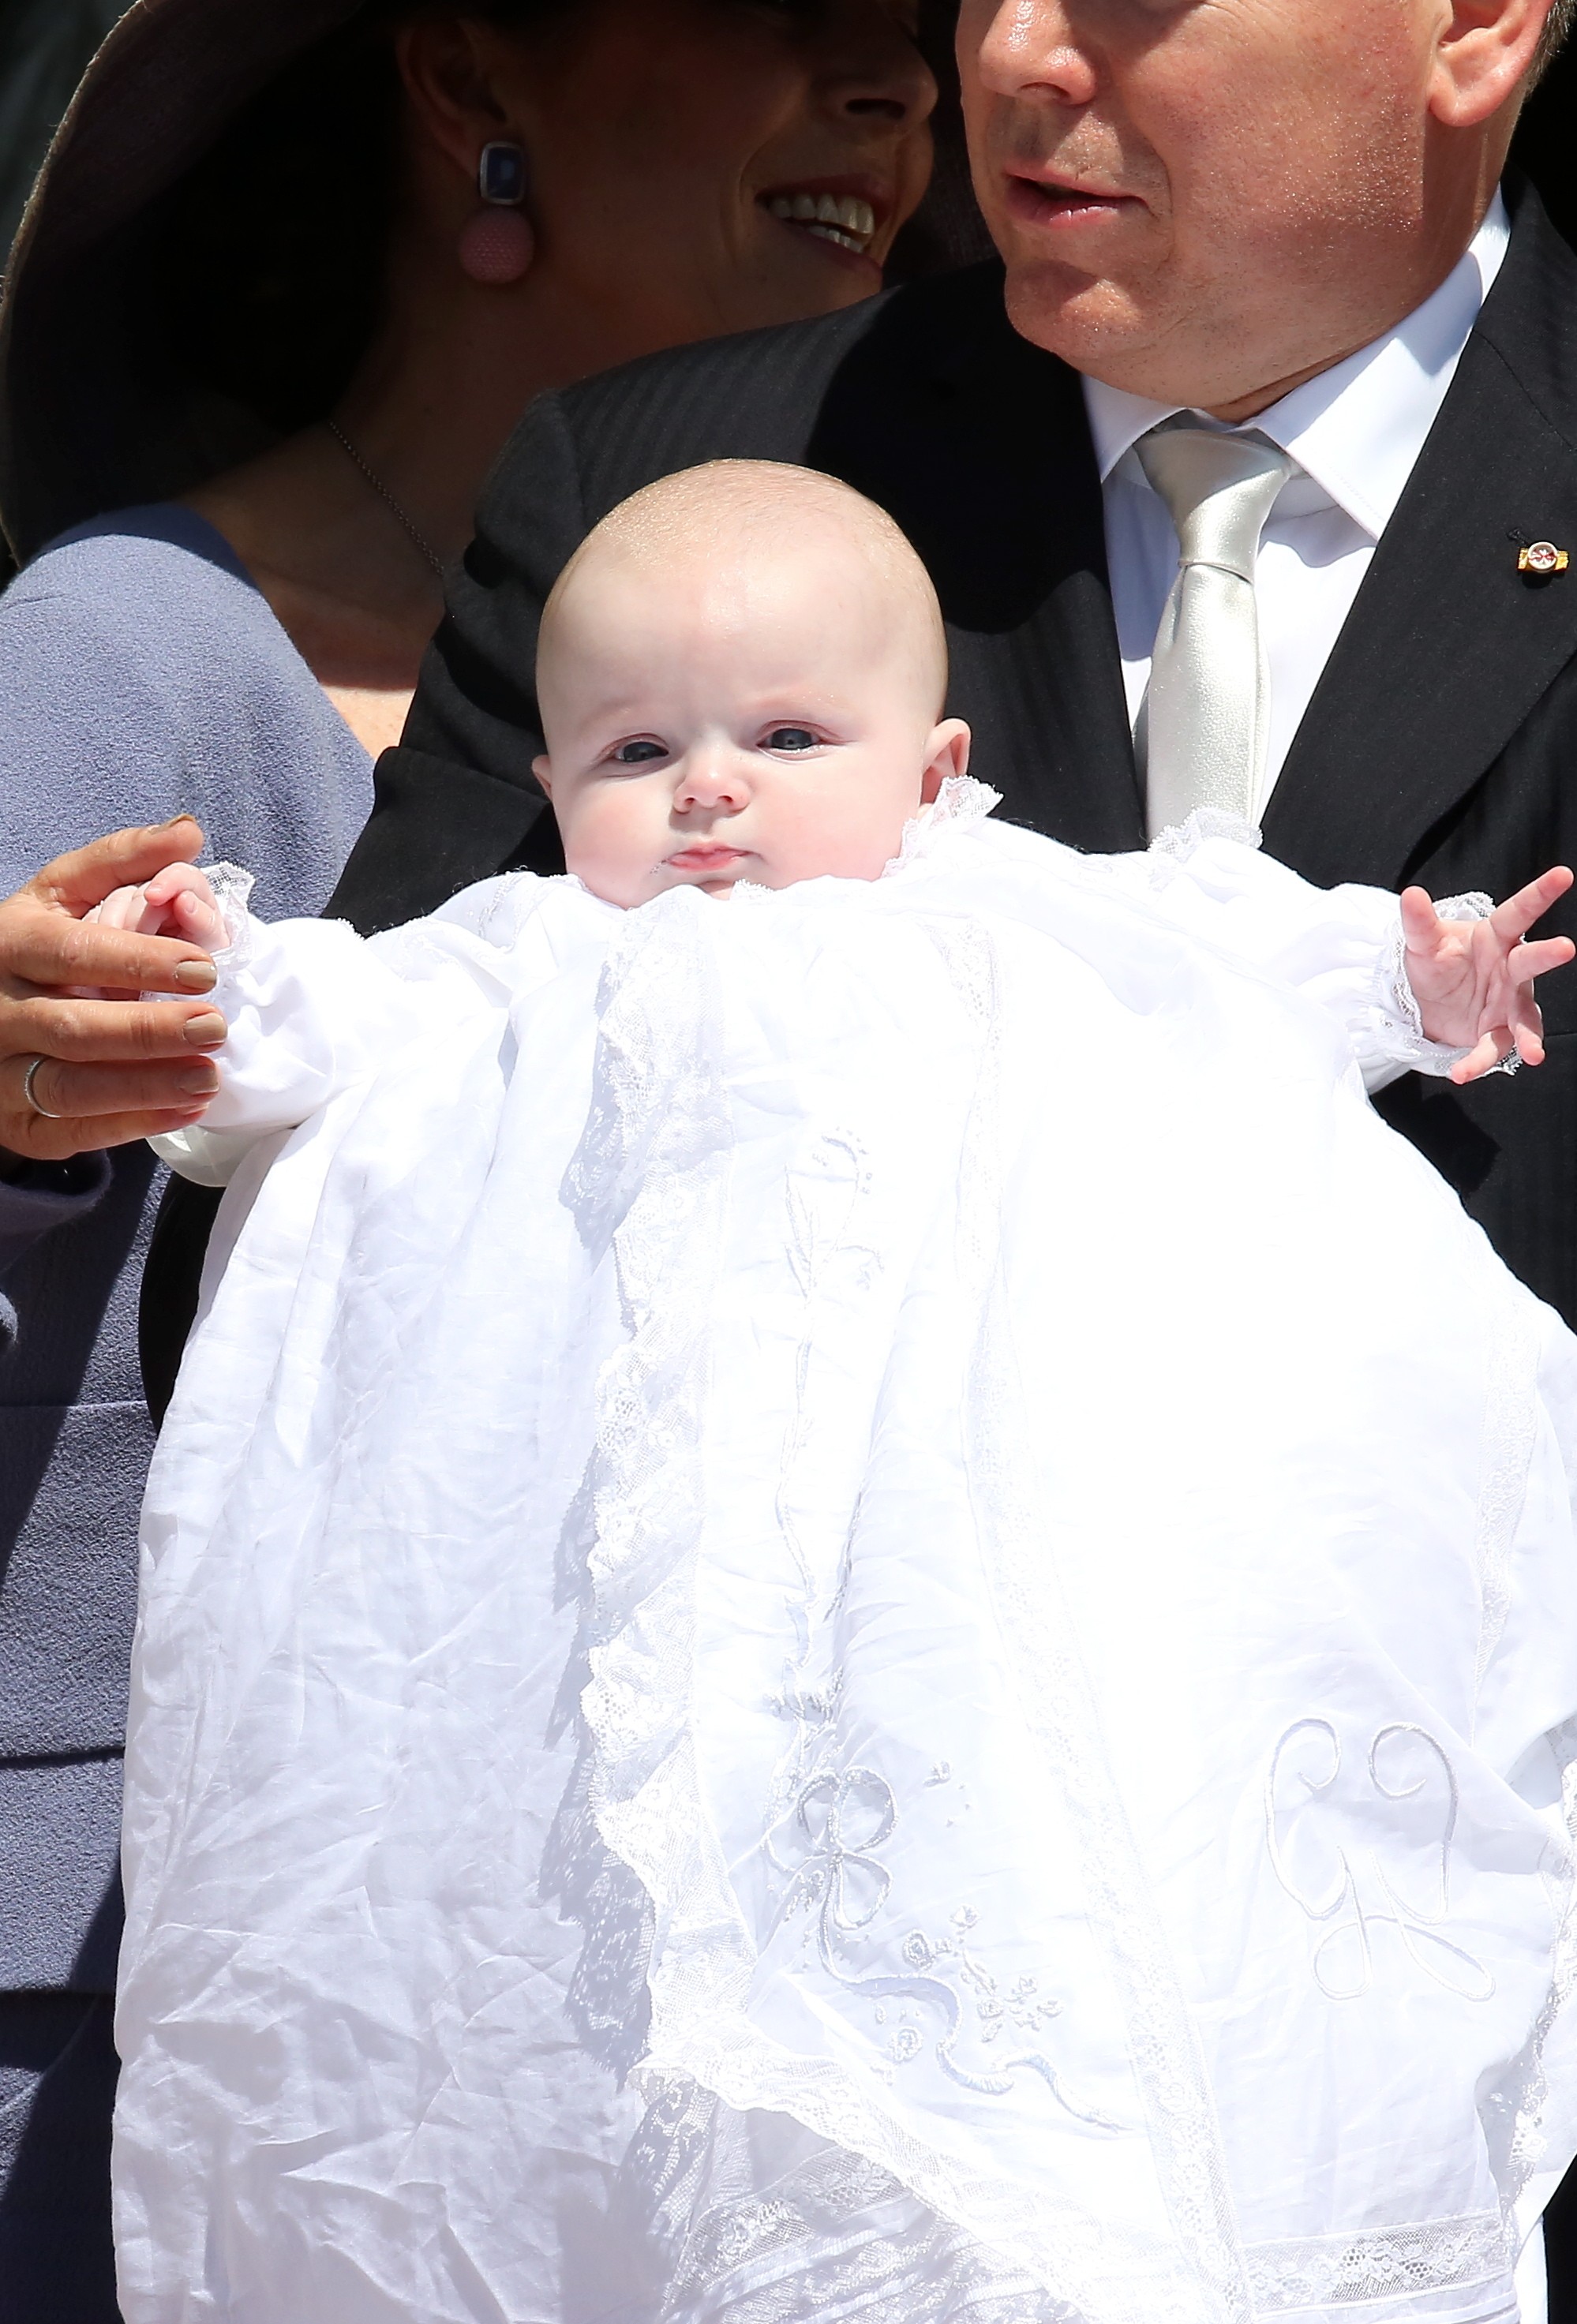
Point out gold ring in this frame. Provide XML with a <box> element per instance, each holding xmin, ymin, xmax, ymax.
<box><xmin>21</xmin><ymin>1056</ymin><xmax>63</xmax><ymax>1119</ymax></box>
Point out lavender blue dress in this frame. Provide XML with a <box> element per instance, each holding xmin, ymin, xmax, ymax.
<box><xmin>0</xmin><ymin>503</ymin><xmax>373</xmax><ymax>2314</ymax></box>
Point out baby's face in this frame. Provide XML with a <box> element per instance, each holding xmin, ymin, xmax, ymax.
<box><xmin>534</xmin><ymin>536</ymin><xmax>966</xmax><ymax>907</ymax></box>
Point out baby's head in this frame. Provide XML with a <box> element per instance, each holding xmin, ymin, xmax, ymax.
<box><xmin>532</xmin><ymin>461</ymin><xmax>968</xmax><ymax>906</ymax></box>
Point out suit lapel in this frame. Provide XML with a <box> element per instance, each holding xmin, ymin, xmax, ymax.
<box><xmin>810</xmin><ymin>268</ymin><xmax>1144</xmax><ymax>854</ymax></box>
<box><xmin>1264</xmin><ymin>189</ymin><xmax>1577</xmax><ymax>890</ymax></box>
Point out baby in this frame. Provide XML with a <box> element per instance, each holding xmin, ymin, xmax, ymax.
<box><xmin>97</xmin><ymin>458</ymin><xmax>1568</xmax><ymax>1091</ymax></box>
<box><xmin>108</xmin><ymin>466</ymin><xmax>1577</xmax><ymax>2324</ymax></box>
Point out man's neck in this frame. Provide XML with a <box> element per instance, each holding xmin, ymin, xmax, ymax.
<box><xmin>1162</xmin><ymin>167</ymin><xmax>1511</xmax><ymax>425</ymax></box>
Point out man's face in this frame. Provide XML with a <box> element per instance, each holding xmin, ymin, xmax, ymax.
<box><xmin>957</xmin><ymin>0</ymin><xmax>1480</xmax><ymax>412</ymax></box>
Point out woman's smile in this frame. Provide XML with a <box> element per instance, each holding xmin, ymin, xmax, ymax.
<box><xmin>759</xmin><ymin>177</ymin><xmax>887</xmax><ymax>264</ymax></box>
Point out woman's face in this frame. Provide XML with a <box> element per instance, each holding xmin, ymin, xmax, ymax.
<box><xmin>484</xmin><ymin>0</ymin><xmax>938</xmax><ymax>345</ymax></box>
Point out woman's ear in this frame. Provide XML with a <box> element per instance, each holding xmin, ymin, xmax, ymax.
<box><xmin>920</xmin><ymin>717</ymin><xmax>971</xmax><ymax>803</ymax></box>
<box><xmin>531</xmin><ymin>753</ymin><xmax>554</xmax><ymax>799</ymax></box>
<box><xmin>395</xmin><ymin>17</ymin><xmax>511</xmax><ymax>182</ymax></box>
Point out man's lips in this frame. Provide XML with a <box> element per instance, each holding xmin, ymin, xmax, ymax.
<box><xmin>1004</xmin><ymin>172</ymin><xmax>1142</xmax><ymax>232</ymax></box>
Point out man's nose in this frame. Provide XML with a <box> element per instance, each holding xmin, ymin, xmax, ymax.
<box><xmin>965</xmin><ymin>0</ymin><xmax>1100</xmax><ymax>107</ymax></box>
<box><xmin>818</xmin><ymin>1</ymin><xmax>939</xmax><ymax>129</ymax></box>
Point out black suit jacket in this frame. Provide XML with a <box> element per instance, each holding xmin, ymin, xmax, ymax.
<box><xmin>140</xmin><ymin>179</ymin><xmax>1577</xmax><ymax>1413</ymax></box>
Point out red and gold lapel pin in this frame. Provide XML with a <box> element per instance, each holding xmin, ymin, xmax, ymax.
<box><xmin>1517</xmin><ymin>538</ymin><xmax>1569</xmax><ymax>577</ymax></box>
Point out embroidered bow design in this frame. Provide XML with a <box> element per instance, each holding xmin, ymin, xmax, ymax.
<box><xmin>1265</xmin><ymin>1719</ymin><xmax>1493</xmax><ymax>2002</ymax></box>
<box><xmin>792</xmin><ymin>1767</ymin><xmax>896</xmax><ymax>1942</ymax></box>
<box><xmin>776</xmin><ymin>1763</ymin><xmax>1128</xmax><ymax>2129</ymax></box>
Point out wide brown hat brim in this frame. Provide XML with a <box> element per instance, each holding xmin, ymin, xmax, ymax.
<box><xmin>0</xmin><ymin>0</ymin><xmax>368</xmax><ymax>561</ymax></box>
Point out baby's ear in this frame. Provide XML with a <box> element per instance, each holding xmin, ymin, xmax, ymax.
<box><xmin>530</xmin><ymin>753</ymin><xmax>554</xmax><ymax>799</ymax></box>
<box><xmin>920</xmin><ymin>719</ymin><xmax>972</xmax><ymax>803</ymax></box>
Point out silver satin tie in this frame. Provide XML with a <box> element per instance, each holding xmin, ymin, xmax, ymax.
<box><xmin>1136</xmin><ymin>425</ymin><xmax>1295</xmax><ymax>838</ymax></box>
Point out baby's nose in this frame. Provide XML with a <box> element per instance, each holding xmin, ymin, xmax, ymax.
<box><xmin>676</xmin><ymin>751</ymin><xmax>749</xmax><ymax>809</ymax></box>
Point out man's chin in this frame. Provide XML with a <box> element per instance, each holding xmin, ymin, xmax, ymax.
<box><xmin>1001</xmin><ymin>260</ymin><xmax>1159</xmax><ymax>382</ymax></box>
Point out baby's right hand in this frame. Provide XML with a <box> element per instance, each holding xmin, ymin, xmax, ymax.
<box><xmin>90</xmin><ymin>861</ymin><xmax>229</xmax><ymax>952</ymax></box>
<box><xmin>71</xmin><ymin>863</ymin><xmax>230</xmax><ymax>1003</ymax></box>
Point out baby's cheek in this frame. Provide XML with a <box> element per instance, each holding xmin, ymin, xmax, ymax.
<box><xmin>775</xmin><ymin>784</ymin><xmax>912</xmax><ymax>884</ymax></box>
<box><xmin>559</xmin><ymin>792</ymin><xmax>661</xmax><ymax>908</ymax></box>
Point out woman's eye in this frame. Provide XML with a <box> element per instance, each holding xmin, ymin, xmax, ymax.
<box><xmin>765</xmin><ymin>727</ymin><xmax>818</xmax><ymax>753</ymax></box>
<box><xmin>610</xmin><ymin>739</ymin><xmax>669</xmax><ymax>765</ymax></box>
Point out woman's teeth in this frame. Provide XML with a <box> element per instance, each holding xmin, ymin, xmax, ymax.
<box><xmin>765</xmin><ymin>193</ymin><xmax>877</xmax><ymax>254</ymax></box>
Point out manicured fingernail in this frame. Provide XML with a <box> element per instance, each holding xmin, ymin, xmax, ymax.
<box><xmin>182</xmin><ymin>1012</ymin><xmax>227</xmax><ymax>1048</ymax></box>
<box><xmin>174</xmin><ymin>960</ymin><xmax>216</xmax><ymax>991</ymax></box>
<box><xmin>178</xmin><ymin>1065</ymin><xmax>219</xmax><ymax>1095</ymax></box>
<box><xmin>159</xmin><ymin>811</ymin><xmax>200</xmax><ymax>828</ymax></box>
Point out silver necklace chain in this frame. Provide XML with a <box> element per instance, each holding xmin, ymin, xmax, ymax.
<box><xmin>325</xmin><ymin>421</ymin><xmax>446</xmax><ymax>580</ymax></box>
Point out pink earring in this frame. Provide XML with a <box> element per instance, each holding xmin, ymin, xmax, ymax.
<box><xmin>458</xmin><ymin>140</ymin><xmax>534</xmax><ymax>285</ymax></box>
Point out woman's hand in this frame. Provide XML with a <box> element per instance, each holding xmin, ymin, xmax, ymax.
<box><xmin>0</xmin><ymin>820</ymin><xmax>230</xmax><ymax>1166</ymax></box>
<box><xmin>1402</xmin><ymin>866</ymin><xmax>1576</xmax><ymax>1083</ymax></box>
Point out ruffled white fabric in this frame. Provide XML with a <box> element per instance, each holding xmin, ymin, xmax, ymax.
<box><xmin>1111</xmin><ymin>810</ymin><xmax>1476</xmax><ymax>1087</ymax></box>
<box><xmin>122</xmin><ymin>792</ymin><xmax>1577</xmax><ymax>2324</ymax></box>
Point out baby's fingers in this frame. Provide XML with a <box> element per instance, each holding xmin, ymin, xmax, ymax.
<box><xmin>143</xmin><ymin>865</ymin><xmax>227</xmax><ymax>952</ymax></box>
<box><xmin>1508</xmin><ymin>975</ymin><xmax>1550</xmax><ymax>1067</ymax></box>
<box><xmin>1450</xmin><ymin>1027</ymin><xmax>1515</xmax><ymax>1084</ymax></box>
<box><xmin>1449</xmin><ymin>992</ymin><xmax>1548</xmax><ymax>1083</ymax></box>
<box><xmin>1508</xmin><ymin>934</ymin><xmax>1576</xmax><ymax>986</ymax></box>
<box><xmin>1489</xmin><ymin>864</ymin><xmax>1575</xmax><ymax>945</ymax></box>
<box><xmin>87</xmin><ymin>885</ymin><xmax>150</xmax><ymax>934</ymax></box>
<box><xmin>1399</xmin><ymin>885</ymin><xmax>1444</xmax><ymax>949</ymax></box>
<box><xmin>170</xmin><ymin>885</ymin><xmax>227</xmax><ymax>949</ymax></box>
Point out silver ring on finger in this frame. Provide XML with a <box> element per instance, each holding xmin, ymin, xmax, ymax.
<box><xmin>21</xmin><ymin>1056</ymin><xmax>64</xmax><ymax>1119</ymax></box>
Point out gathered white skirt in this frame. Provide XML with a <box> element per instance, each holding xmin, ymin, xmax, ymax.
<box><xmin>117</xmin><ymin>807</ymin><xmax>1577</xmax><ymax>2324</ymax></box>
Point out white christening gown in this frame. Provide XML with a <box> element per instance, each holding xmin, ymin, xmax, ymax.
<box><xmin>118</xmin><ymin>787</ymin><xmax>1577</xmax><ymax>2324</ymax></box>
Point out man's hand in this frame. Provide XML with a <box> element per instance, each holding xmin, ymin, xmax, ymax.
<box><xmin>0</xmin><ymin>820</ymin><xmax>230</xmax><ymax>1166</ymax></box>
<box><xmin>1401</xmin><ymin>866</ymin><xmax>1576</xmax><ymax>1085</ymax></box>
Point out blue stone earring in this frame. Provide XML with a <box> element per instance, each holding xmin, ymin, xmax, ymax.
<box><xmin>459</xmin><ymin>140</ymin><xmax>534</xmax><ymax>285</ymax></box>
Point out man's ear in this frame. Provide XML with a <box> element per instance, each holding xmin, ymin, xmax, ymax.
<box><xmin>531</xmin><ymin>753</ymin><xmax>554</xmax><ymax>799</ymax></box>
<box><xmin>920</xmin><ymin>718</ymin><xmax>972</xmax><ymax>803</ymax></box>
<box><xmin>1429</xmin><ymin>0</ymin><xmax>1554</xmax><ymax>127</ymax></box>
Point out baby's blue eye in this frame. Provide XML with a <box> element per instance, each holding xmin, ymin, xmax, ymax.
<box><xmin>766</xmin><ymin>728</ymin><xmax>818</xmax><ymax>752</ymax></box>
<box><xmin>612</xmin><ymin>739</ymin><xmax>668</xmax><ymax>765</ymax></box>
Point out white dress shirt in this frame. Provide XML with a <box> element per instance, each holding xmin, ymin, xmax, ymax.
<box><xmin>1084</xmin><ymin>194</ymin><xmax>1510</xmax><ymax>817</ymax></box>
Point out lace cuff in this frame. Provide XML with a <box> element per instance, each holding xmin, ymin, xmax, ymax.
<box><xmin>1372</xmin><ymin>893</ymin><xmax>1495</xmax><ymax>1079</ymax></box>
<box><xmin>200</xmin><ymin>862</ymin><xmax>257</xmax><ymax>972</ymax></box>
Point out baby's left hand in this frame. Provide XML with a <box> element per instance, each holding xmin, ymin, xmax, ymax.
<box><xmin>1403</xmin><ymin>866</ymin><xmax>1576</xmax><ymax>1083</ymax></box>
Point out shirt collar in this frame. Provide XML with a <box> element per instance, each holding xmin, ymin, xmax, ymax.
<box><xmin>1082</xmin><ymin>191</ymin><xmax>1510</xmax><ymax>540</ymax></box>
